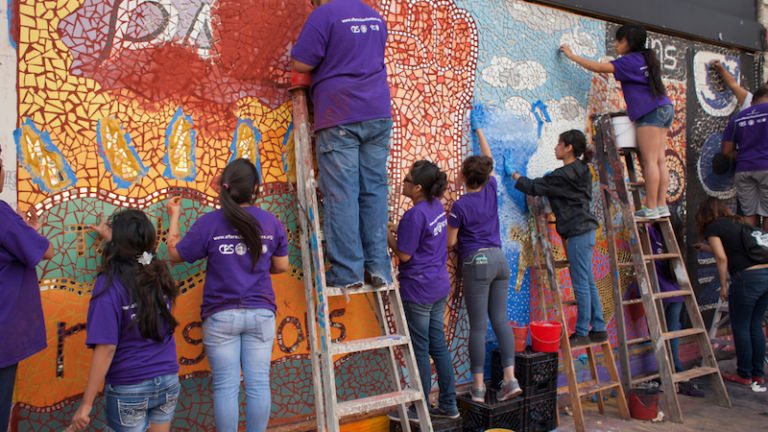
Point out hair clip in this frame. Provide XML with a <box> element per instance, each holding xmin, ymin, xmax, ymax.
<box><xmin>137</xmin><ymin>251</ymin><xmax>154</xmax><ymax>266</ymax></box>
<box><xmin>222</xmin><ymin>183</ymin><xmax>230</xmax><ymax>190</ymax></box>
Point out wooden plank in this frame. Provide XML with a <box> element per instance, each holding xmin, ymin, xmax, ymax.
<box><xmin>673</xmin><ymin>367</ymin><xmax>720</xmax><ymax>383</ymax></box>
<box><xmin>662</xmin><ymin>328</ymin><xmax>707</xmax><ymax>340</ymax></box>
<box><xmin>329</xmin><ymin>335</ymin><xmax>409</xmax><ymax>355</ymax></box>
<box><xmin>336</xmin><ymin>389</ymin><xmax>423</xmax><ymax>417</ymax></box>
<box><xmin>652</xmin><ymin>289</ymin><xmax>693</xmax><ymax>300</ymax></box>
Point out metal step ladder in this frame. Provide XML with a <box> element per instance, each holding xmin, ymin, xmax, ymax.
<box><xmin>289</xmin><ymin>75</ymin><xmax>433</xmax><ymax>432</ymax></box>
<box><xmin>528</xmin><ymin>195</ymin><xmax>629</xmax><ymax>432</ymax></box>
<box><xmin>591</xmin><ymin>114</ymin><xmax>731</xmax><ymax>422</ymax></box>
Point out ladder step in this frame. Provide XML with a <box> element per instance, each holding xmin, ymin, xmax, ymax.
<box><xmin>644</xmin><ymin>253</ymin><xmax>678</xmax><ymax>261</ymax></box>
<box><xmin>662</xmin><ymin>328</ymin><xmax>707</xmax><ymax>340</ymax></box>
<box><xmin>622</xmin><ymin>298</ymin><xmax>643</xmax><ymax>305</ymax></box>
<box><xmin>673</xmin><ymin>366</ymin><xmax>720</xmax><ymax>383</ymax></box>
<box><xmin>578</xmin><ymin>380</ymin><xmax>622</xmax><ymax>397</ymax></box>
<box><xmin>336</xmin><ymin>389</ymin><xmax>423</xmax><ymax>417</ymax></box>
<box><xmin>330</xmin><ymin>335</ymin><xmax>410</xmax><ymax>355</ymax></box>
<box><xmin>627</xmin><ymin>181</ymin><xmax>645</xmax><ymax>190</ymax></box>
<box><xmin>325</xmin><ymin>283</ymin><xmax>392</xmax><ymax>297</ymax></box>
<box><xmin>653</xmin><ymin>289</ymin><xmax>693</xmax><ymax>300</ymax></box>
<box><xmin>631</xmin><ymin>372</ymin><xmax>660</xmax><ymax>386</ymax></box>
<box><xmin>618</xmin><ymin>261</ymin><xmax>638</xmax><ymax>268</ymax></box>
<box><xmin>563</xmin><ymin>299</ymin><xmax>578</xmax><ymax>307</ymax></box>
<box><xmin>537</xmin><ymin>260</ymin><xmax>569</xmax><ymax>269</ymax></box>
<box><xmin>627</xmin><ymin>336</ymin><xmax>651</xmax><ymax>345</ymax></box>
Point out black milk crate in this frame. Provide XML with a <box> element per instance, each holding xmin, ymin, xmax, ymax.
<box><xmin>491</xmin><ymin>348</ymin><xmax>558</xmax><ymax>396</ymax></box>
<box><xmin>389</xmin><ymin>415</ymin><xmax>461</xmax><ymax>432</ymax></box>
<box><xmin>458</xmin><ymin>386</ymin><xmax>525</xmax><ymax>432</ymax></box>
<box><xmin>524</xmin><ymin>391</ymin><xmax>558</xmax><ymax>432</ymax></box>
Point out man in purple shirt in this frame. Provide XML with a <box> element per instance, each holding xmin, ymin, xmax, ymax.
<box><xmin>291</xmin><ymin>0</ymin><xmax>393</xmax><ymax>288</ymax></box>
<box><xmin>722</xmin><ymin>86</ymin><xmax>768</xmax><ymax>231</ymax></box>
<box><xmin>0</xmin><ymin>156</ymin><xmax>54</xmax><ymax>430</ymax></box>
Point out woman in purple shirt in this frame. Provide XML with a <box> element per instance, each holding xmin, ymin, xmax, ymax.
<box><xmin>447</xmin><ymin>119</ymin><xmax>522</xmax><ymax>403</ymax></box>
<box><xmin>69</xmin><ymin>209</ymin><xmax>180</xmax><ymax>432</ymax></box>
<box><xmin>561</xmin><ymin>23</ymin><xmax>674</xmax><ymax>219</ymax></box>
<box><xmin>387</xmin><ymin>160</ymin><xmax>457</xmax><ymax>420</ymax></box>
<box><xmin>167</xmin><ymin>158</ymin><xmax>289</xmax><ymax>432</ymax></box>
<box><xmin>0</xmin><ymin>157</ymin><xmax>54</xmax><ymax>431</ymax></box>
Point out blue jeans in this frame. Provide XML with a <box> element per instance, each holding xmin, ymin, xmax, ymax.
<box><xmin>103</xmin><ymin>374</ymin><xmax>180</xmax><ymax>432</ymax></box>
<box><xmin>203</xmin><ymin>308</ymin><xmax>276</xmax><ymax>432</ymax></box>
<box><xmin>316</xmin><ymin>118</ymin><xmax>393</xmax><ymax>287</ymax></box>
<box><xmin>0</xmin><ymin>363</ymin><xmax>17</xmax><ymax>431</ymax></box>
<box><xmin>402</xmin><ymin>296</ymin><xmax>457</xmax><ymax>412</ymax></box>
<box><xmin>635</xmin><ymin>104</ymin><xmax>674</xmax><ymax>128</ymax></box>
<box><xmin>664</xmin><ymin>301</ymin><xmax>684</xmax><ymax>372</ymax></box>
<box><xmin>729</xmin><ymin>267</ymin><xmax>768</xmax><ymax>379</ymax></box>
<box><xmin>566</xmin><ymin>230</ymin><xmax>606</xmax><ymax>336</ymax></box>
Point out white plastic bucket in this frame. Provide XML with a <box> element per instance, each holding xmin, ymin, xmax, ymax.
<box><xmin>611</xmin><ymin>115</ymin><xmax>636</xmax><ymax>149</ymax></box>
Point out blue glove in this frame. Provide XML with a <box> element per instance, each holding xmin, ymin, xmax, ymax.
<box><xmin>470</xmin><ymin>104</ymin><xmax>486</xmax><ymax>130</ymax></box>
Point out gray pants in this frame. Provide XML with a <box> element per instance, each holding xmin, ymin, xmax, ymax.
<box><xmin>463</xmin><ymin>247</ymin><xmax>516</xmax><ymax>375</ymax></box>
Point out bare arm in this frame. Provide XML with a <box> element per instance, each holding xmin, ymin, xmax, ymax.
<box><xmin>70</xmin><ymin>344</ymin><xmax>116</xmax><ymax>431</ymax></box>
<box><xmin>712</xmin><ymin>60</ymin><xmax>749</xmax><ymax>107</ymax></box>
<box><xmin>166</xmin><ymin>197</ymin><xmax>185</xmax><ymax>263</ymax></box>
<box><xmin>707</xmin><ymin>236</ymin><xmax>730</xmax><ymax>300</ymax></box>
<box><xmin>560</xmin><ymin>45</ymin><xmax>614</xmax><ymax>74</ymax></box>
<box><xmin>293</xmin><ymin>60</ymin><xmax>314</xmax><ymax>73</ymax></box>
<box><xmin>387</xmin><ymin>229</ymin><xmax>412</xmax><ymax>263</ymax></box>
<box><xmin>721</xmin><ymin>140</ymin><xmax>736</xmax><ymax>159</ymax></box>
<box><xmin>270</xmin><ymin>255</ymin><xmax>289</xmax><ymax>274</ymax></box>
<box><xmin>476</xmin><ymin>128</ymin><xmax>492</xmax><ymax>159</ymax></box>
<box><xmin>447</xmin><ymin>226</ymin><xmax>458</xmax><ymax>250</ymax></box>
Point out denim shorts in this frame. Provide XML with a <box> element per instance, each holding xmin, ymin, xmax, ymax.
<box><xmin>635</xmin><ymin>104</ymin><xmax>674</xmax><ymax>128</ymax></box>
<box><xmin>104</xmin><ymin>374</ymin><xmax>180</xmax><ymax>432</ymax></box>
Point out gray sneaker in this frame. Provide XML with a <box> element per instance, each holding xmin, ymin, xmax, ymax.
<box><xmin>386</xmin><ymin>405</ymin><xmax>418</xmax><ymax>423</ymax></box>
<box><xmin>470</xmin><ymin>385</ymin><xmax>486</xmax><ymax>403</ymax></box>
<box><xmin>497</xmin><ymin>378</ymin><xmax>523</xmax><ymax>401</ymax></box>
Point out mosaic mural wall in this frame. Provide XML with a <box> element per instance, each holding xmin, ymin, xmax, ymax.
<box><xmin>7</xmin><ymin>0</ymin><xmax>755</xmax><ymax>430</ymax></box>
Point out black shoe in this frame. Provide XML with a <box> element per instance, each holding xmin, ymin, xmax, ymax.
<box><xmin>589</xmin><ymin>330</ymin><xmax>608</xmax><ymax>343</ymax></box>
<box><xmin>364</xmin><ymin>271</ymin><xmax>387</xmax><ymax>287</ymax></box>
<box><xmin>569</xmin><ymin>333</ymin><xmax>591</xmax><ymax>347</ymax></box>
<box><xmin>429</xmin><ymin>405</ymin><xmax>460</xmax><ymax>419</ymax></box>
<box><xmin>386</xmin><ymin>406</ymin><xmax>418</xmax><ymax>423</ymax></box>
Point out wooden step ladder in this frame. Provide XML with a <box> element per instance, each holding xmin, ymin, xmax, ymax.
<box><xmin>591</xmin><ymin>114</ymin><xmax>731</xmax><ymax>422</ymax></box>
<box><xmin>528</xmin><ymin>195</ymin><xmax>629</xmax><ymax>432</ymax></box>
<box><xmin>289</xmin><ymin>78</ymin><xmax>433</xmax><ymax>432</ymax></box>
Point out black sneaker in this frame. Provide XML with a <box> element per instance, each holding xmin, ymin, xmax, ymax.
<box><xmin>589</xmin><ymin>330</ymin><xmax>608</xmax><ymax>343</ymax></box>
<box><xmin>429</xmin><ymin>405</ymin><xmax>460</xmax><ymax>419</ymax></box>
<box><xmin>386</xmin><ymin>406</ymin><xmax>419</xmax><ymax>423</ymax></box>
<box><xmin>569</xmin><ymin>333</ymin><xmax>591</xmax><ymax>347</ymax></box>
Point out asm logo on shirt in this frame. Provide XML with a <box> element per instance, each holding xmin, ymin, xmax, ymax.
<box><xmin>219</xmin><ymin>242</ymin><xmax>253</xmax><ymax>255</ymax></box>
<box><xmin>219</xmin><ymin>244</ymin><xmax>235</xmax><ymax>255</ymax></box>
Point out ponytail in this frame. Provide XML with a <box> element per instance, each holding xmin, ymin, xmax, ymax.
<box><xmin>410</xmin><ymin>160</ymin><xmax>448</xmax><ymax>201</ymax></box>
<box><xmin>219</xmin><ymin>158</ymin><xmax>263</xmax><ymax>270</ymax></box>
<box><xmin>616</xmin><ymin>24</ymin><xmax>666</xmax><ymax>98</ymax></box>
<box><xmin>559</xmin><ymin>129</ymin><xmax>592</xmax><ymax>163</ymax></box>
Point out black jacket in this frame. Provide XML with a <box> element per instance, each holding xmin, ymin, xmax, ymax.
<box><xmin>514</xmin><ymin>159</ymin><xmax>599</xmax><ymax>239</ymax></box>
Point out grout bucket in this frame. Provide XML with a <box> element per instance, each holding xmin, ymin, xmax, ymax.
<box><xmin>628</xmin><ymin>388</ymin><xmax>660</xmax><ymax>420</ymax></box>
<box><xmin>530</xmin><ymin>320</ymin><xmax>562</xmax><ymax>353</ymax></box>
<box><xmin>510</xmin><ymin>323</ymin><xmax>528</xmax><ymax>353</ymax></box>
<box><xmin>611</xmin><ymin>115</ymin><xmax>637</xmax><ymax>149</ymax></box>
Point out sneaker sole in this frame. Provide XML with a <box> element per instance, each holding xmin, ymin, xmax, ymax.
<box><xmin>497</xmin><ymin>388</ymin><xmax>523</xmax><ymax>402</ymax></box>
<box><xmin>431</xmin><ymin>413</ymin><xmax>461</xmax><ymax>420</ymax></box>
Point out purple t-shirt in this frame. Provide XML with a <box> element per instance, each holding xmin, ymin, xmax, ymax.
<box><xmin>86</xmin><ymin>274</ymin><xmax>179</xmax><ymax>385</ymax></box>
<box><xmin>176</xmin><ymin>207</ymin><xmax>288</xmax><ymax>318</ymax></box>
<box><xmin>448</xmin><ymin>176</ymin><xmax>502</xmax><ymax>260</ymax></box>
<box><xmin>648</xmin><ymin>225</ymin><xmax>682</xmax><ymax>303</ymax></box>
<box><xmin>722</xmin><ymin>102</ymin><xmax>768</xmax><ymax>172</ymax></box>
<box><xmin>397</xmin><ymin>200</ymin><xmax>450</xmax><ymax>304</ymax></box>
<box><xmin>611</xmin><ymin>52</ymin><xmax>672</xmax><ymax>121</ymax></box>
<box><xmin>291</xmin><ymin>0</ymin><xmax>391</xmax><ymax>131</ymax></box>
<box><xmin>0</xmin><ymin>201</ymin><xmax>49</xmax><ymax>368</ymax></box>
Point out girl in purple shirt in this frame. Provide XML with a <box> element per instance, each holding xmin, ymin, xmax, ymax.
<box><xmin>167</xmin><ymin>158</ymin><xmax>289</xmax><ymax>432</ymax></box>
<box><xmin>387</xmin><ymin>160</ymin><xmax>457</xmax><ymax>419</ymax></box>
<box><xmin>0</xmin><ymin>156</ymin><xmax>54</xmax><ymax>431</ymax></box>
<box><xmin>447</xmin><ymin>117</ymin><xmax>523</xmax><ymax>403</ymax></box>
<box><xmin>70</xmin><ymin>209</ymin><xmax>180</xmax><ymax>432</ymax></box>
<box><xmin>561</xmin><ymin>23</ymin><xmax>674</xmax><ymax>219</ymax></box>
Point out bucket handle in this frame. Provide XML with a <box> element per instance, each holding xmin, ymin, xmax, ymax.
<box><xmin>530</xmin><ymin>322</ymin><xmax>566</xmax><ymax>344</ymax></box>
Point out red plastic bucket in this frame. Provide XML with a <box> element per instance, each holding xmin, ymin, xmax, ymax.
<box><xmin>530</xmin><ymin>320</ymin><xmax>562</xmax><ymax>352</ymax></box>
<box><xmin>510</xmin><ymin>324</ymin><xmax>528</xmax><ymax>353</ymax></box>
<box><xmin>628</xmin><ymin>388</ymin><xmax>660</xmax><ymax>420</ymax></box>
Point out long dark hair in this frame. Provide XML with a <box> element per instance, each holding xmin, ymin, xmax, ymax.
<box><xmin>616</xmin><ymin>24</ymin><xmax>666</xmax><ymax>98</ymax></box>
<box><xmin>559</xmin><ymin>129</ymin><xmax>593</xmax><ymax>163</ymax></box>
<box><xmin>409</xmin><ymin>160</ymin><xmax>448</xmax><ymax>202</ymax></box>
<box><xmin>695</xmin><ymin>197</ymin><xmax>743</xmax><ymax>238</ymax></box>
<box><xmin>100</xmin><ymin>209</ymin><xmax>179</xmax><ymax>341</ymax></box>
<box><xmin>219</xmin><ymin>158</ymin><xmax>263</xmax><ymax>270</ymax></box>
<box><xmin>461</xmin><ymin>155</ymin><xmax>493</xmax><ymax>189</ymax></box>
